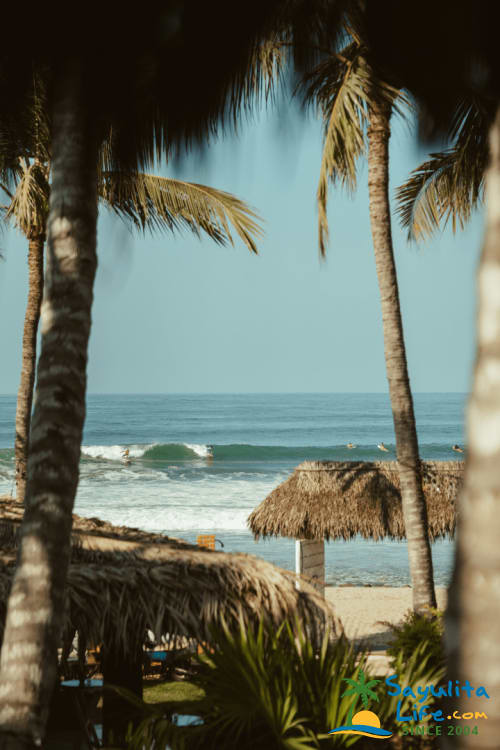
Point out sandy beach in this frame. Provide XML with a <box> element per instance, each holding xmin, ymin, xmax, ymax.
<box><xmin>326</xmin><ymin>586</ymin><xmax>448</xmax><ymax>650</ymax></box>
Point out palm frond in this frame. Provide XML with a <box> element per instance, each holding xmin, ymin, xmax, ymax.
<box><xmin>5</xmin><ymin>159</ymin><xmax>49</xmax><ymax>236</ymax></box>
<box><xmin>396</xmin><ymin>98</ymin><xmax>491</xmax><ymax>241</ymax></box>
<box><xmin>240</xmin><ymin>36</ymin><xmax>290</xmax><ymax>111</ymax></box>
<box><xmin>98</xmin><ymin>172</ymin><xmax>263</xmax><ymax>253</ymax></box>
<box><xmin>305</xmin><ymin>44</ymin><xmax>369</xmax><ymax>255</ymax></box>
<box><xmin>0</xmin><ymin>72</ymin><xmax>51</xmax><ymax>188</ymax></box>
<box><xmin>304</xmin><ymin>36</ymin><xmax>408</xmax><ymax>255</ymax></box>
<box><xmin>0</xmin><ymin>72</ymin><xmax>51</xmax><ymax>230</ymax></box>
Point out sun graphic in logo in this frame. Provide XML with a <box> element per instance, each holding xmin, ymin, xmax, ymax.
<box><xmin>328</xmin><ymin>710</ymin><xmax>392</xmax><ymax>739</ymax></box>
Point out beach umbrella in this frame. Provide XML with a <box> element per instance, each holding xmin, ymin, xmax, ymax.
<box><xmin>248</xmin><ymin>460</ymin><xmax>463</xmax><ymax>594</ymax></box>
<box><xmin>0</xmin><ymin>496</ymin><xmax>336</xmax><ymax>742</ymax></box>
<box><xmin>0</xmin><ymin>494</ymin><xmax>335</xmax><ymax>649</ymax></box>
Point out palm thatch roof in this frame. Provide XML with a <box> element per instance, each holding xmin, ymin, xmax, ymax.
<box><xmin>248</xmin><ymin>461</ymin><xmax>463</xmax><ymax>542</ymax></box>
<box><xmin>0</xmin><ymin>498</ymin><xmax>336</xmax><ymax>652</ymax></box>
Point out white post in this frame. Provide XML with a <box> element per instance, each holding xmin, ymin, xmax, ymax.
<box><xmin>295</xmin><ymin>539</ymin><xmax>325</xmax><ymax>597</ymax></box>
<box><xmin>295</xmin><ymin>539</ymin><xmax>301</xmax><ymax>590</ymax></box>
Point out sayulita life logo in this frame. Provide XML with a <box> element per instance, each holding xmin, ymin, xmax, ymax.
<box><xmin>328</xmin><ymin>669</ymin><xmax>490</xmax><ymax>741</ymax></box>
<box><xmin>328</xmin><ymin>670</ymin><xmax>392</xmax><ymax>740</ymax></box>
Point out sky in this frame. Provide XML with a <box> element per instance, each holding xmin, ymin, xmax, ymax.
<box><xmin>0</xmin><ymin>103</ymin><xmax>483</xmax><ymax>395</ymax></box>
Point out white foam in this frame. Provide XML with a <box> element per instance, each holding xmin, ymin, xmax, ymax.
<box><xmin>81</xmin><ymin>444</ymin><xmax>153</xmax><ymax>461</ymax></box>
<box><xmin>184</xmin><ymin>443</ymin><xmax>212</xmax><ymax>458</ymax></box>
<box><xmin>74</xmin><ymin>474</ymin><xmax>285</xmax><ymax>532</ymax></box>
<box><xmin>80</xmin><ymin>466</ymin><xmax>171</xmax><ymax>483</ymax></box>
<box><xmin>76</xmin><ymin>505</ymin><xmax>252</xmax><ymax>532</ymax></box>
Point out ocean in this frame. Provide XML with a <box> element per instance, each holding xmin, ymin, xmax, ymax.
<box><xmin>0</xmin><ymin>392</ymin><xmax>465</xmax><ymax>586</ymax></box>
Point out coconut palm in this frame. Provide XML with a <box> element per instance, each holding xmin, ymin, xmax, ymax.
<box><xmin>305</xmin><ymin>9</ymin><xmax>437</xmax><ymax>613</ymax></box>
<box><xmin>359</xmin><ymin>4</ymin><xmax>500</xmax><ymax>745</ymax></box>
<box><xmin>396</xmin><ymin>97</ymin><xmax>493</xmax><ymax>241</ymax></box>
<box><xmin>0</xmin><ymin>87</ymin><xmax>50</xmax><ymax>506</ymax></box>
<box><xmin>0</xmin><ymin>4</ymin><xmax>349</xmax><ymax>744</ymax></box>
<box><xmin>0</xmin><ymin>68</ymin><xmax>265</xmax><ymax>746</ymax></box>
<box><xmin>443</xmin><ymin>102</ymin><xmax>500</xmax><ymax>750</ymax></box>
<box><xmin>0</xmin><ymin>169</ymin><xmax>47</xmax><ymax>505</ymax></box>
<box><xmin>389</xmin><ymin>92</ymin><xmax>500</xmax><ymax>750</ymax></box>
<box><xmin>2</xmin><ymin>130</ymin><xmax>262</xmax><ymax>504</ymax></box>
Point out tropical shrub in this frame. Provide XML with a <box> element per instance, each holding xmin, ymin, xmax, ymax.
<box><xmin>127</xmin><ymin>617</ymin><xmax>381</xmax><ymax>749</ymax></box>
<box><xmin>377</xmin><ymin>640</ymin><xmax>446</xmax><ymax>747</ymax></box>
<box><xmin>384</xmin><ymin>609</ymin><xmax>445</xmax><ymax>670</ymax></box>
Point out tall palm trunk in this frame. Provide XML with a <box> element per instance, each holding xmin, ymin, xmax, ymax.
<box><xmin>14</xmin><ymin>234</ymin><xmax>45</xmax><ymax>504</ymax></box>
<box><xmin>0</xmin><ymin>62</ymin><xmax>98</xmax><ymax>748</ymax></box>
<box><xmin>367</xmin><ymin>99</ymin><xmax>437</xmax><ymax>614</ymax></box>
<box><xmin>444</xmin><ymin>106</ymin><xmax>500</xmax><ymax>750</ymax></box>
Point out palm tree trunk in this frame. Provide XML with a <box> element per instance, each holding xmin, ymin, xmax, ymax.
<box><xmin>14</xmin><ymin>234</ymin><xmax>45</xmax><ymax>504</ymax></box>
<box><xmin>367</xmin><ymin>100</ymin><xmax>437</xmax><ymax>614</ymax></box>
<box><xmin>102</xmin><ymin>643</ymin><xmax>143</xmax><ymax>745</ymax></box>
<box><xmin>0</xmin><ymin>61</ymin><xmax>98</xmax><ymax>748</ymax></box>
<box><xmin>444</xmin><ymin>106</ymin><xmax>500</xmax><ymax>750</ymax></box>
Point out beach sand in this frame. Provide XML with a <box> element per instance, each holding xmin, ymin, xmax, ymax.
<box><xmin>326</xmin><ymin>586</ymin><xmax>448</xmax><ymax>650</ymax></box>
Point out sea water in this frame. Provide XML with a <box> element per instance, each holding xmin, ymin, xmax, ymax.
<box><xmin>0</xmin><ymin>393</ymin><xmax>465</xmax><ymax>586</ymax></box>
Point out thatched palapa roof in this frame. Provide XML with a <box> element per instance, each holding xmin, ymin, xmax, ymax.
<box><xmin>248</xmin><ymin>461</ymin><xmax>463</xmax><ymax>542</ymax></box>
<box><xmin>0</xmin><ymin>498</ymin><xmax>336</xmax><ymax>652</ymax></box>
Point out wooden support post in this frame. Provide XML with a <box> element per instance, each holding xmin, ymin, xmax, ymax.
<box><xmin>102</xmin><ymin>642</ymin><xmax>143</xmax><ymax>746</ymax></box>
<box><xmin>295</xmin><ymin>539</ymin><xmax>325</xmax><ymax>597</ymax></box>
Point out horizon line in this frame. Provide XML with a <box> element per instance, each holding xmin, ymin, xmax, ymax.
<box><xmin>0</xmin><ymin>390</ymin><xmax>469</xmax><ymax>397</ymax></box>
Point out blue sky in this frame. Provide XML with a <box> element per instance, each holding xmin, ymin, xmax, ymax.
<box><xmin>0</xmin><ymin>105</ymin><xmax>483</xmax><ymax>394</ymax></box>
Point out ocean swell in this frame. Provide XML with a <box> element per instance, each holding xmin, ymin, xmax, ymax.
<box><xmin>75</xmin><ymin>441</ymin><xmax>459</xmax><ymax>464</ymax></box>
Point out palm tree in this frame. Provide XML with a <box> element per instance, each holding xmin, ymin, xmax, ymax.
<box><xmin>0</xmin><ymin>4</ymin><xmax>348</xmax><ymax>744</ymax></box>
<box><xmin>391</xmin><ymin>96</ymin><xmax>500</xmax><ymax>750</ymax></box>
<box><xmin>305</xmin><ymin>11</ymin><xmax>437</xmax><ymax>613</ymax></box>
<box><xmin>0</xmin><ymin>65</ymin><xmax>264</xmax><ymax>747</ymax></box>
<box><xmin>443</xmin><ymin>103</ymin><xmax>500</xmax><ymax>750</ymax></box>
<box><xmin>337</xmin><ymin>6</ymin><xmax>500</xmax><ymax>747</ymax></box>
<box><xmin>2</xmin><ymin>117</ymin><xmax>262</xmax><ymax>505</ymax></box>
<box><xmin>356</xmin><ymin>6</ymin><xmax>500</xmax><ymax>745</ymax></box>
<box><xmin>0</xmin><ymin>86</ymin><xmax>50</xmax><ymax>506</ymax></box>
<box><xmin>1</xmin><ymin>166</ymin><xmax>47</xmax><ymax>505</ymax></box>
<box><xmin>396</xmin><ymin>97</ymin><xmax>493</xmax><ymax>242</ymax></box>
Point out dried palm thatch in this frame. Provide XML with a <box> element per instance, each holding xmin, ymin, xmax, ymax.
<box><xmin>0</xmin><ymin>496</ymin><xmax>191</xmax><ymax>554</ymax></box>
<box><xmin>248</xmin><ymin>461</ymin><xmax>463</xmax><ymax>542</ymax></box>
<box><xmin>0</xmin><ymin>498</ymin><xmax>336</xmax><ymax>653</ymax></box>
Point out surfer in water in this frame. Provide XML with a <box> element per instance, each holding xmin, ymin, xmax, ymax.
<box><xmin>122</xmin><ymin>448</ymin><xmax>131</xmax><ymax>465</ymax></box>
<box><xmin>377</xmin><ymin>442</ymin><xmax>389</xmax><ymax>452</ymax></box>
<box><xmin>207</xmin><ymin>445</ymin><xmax>214</xmax><ymax>463</ymax></box>
<box><xmin>452</xmin><ymin>444</ymin><xmax>464</xmax><ymax>453</ymax></box>
<box><xmin>346</xmin><ymin>443</ymin><xmax>357</xmax><ymax>449</ymax></box>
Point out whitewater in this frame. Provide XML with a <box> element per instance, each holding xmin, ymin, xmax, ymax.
<box><xmin>0</xmin><ymin>392</ymin><xmax>464</xmax><ymax>585</ymax></box>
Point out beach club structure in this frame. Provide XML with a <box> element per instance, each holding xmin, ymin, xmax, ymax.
<box><xmin>0</xmin><ymin>497</ymin><xmax>334</xmax><ymax>745</ymax></box>
<box><xmin>248</xmin><ymin>461</ymin><xmax>464</xmax><ymax>595</ymax></box>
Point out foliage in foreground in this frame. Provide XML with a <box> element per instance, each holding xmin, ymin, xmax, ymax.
<box><xmin>126</xmin><ymin>617</ymin><xmax>448</xmax><ymax>750</ymax></box>
<box><xmin>378</xmin><ymin>640</ymin><xmax>446</xmax><ymax>747</ymax></box>
<box><xmin>128</xmin><ymin>618</ymin><xmax>368</xmax><ymax>749</ymax></box>
<box><xmin>384</xmin><ymin>609</ymin><xmax>445</xmax><ymax>671</ymax></box>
